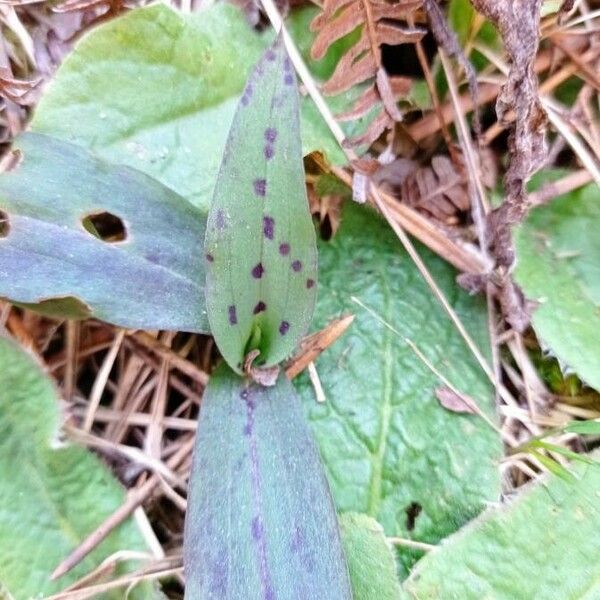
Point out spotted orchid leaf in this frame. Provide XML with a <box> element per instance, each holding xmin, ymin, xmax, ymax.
<box><xmin>183</xmin><ymin>362</ymin><xmax>352</xmax><ymax>599</ymax></box>
<box><xmin>204</xmin><ymin>37</ymin><xmax>317</xmax><ymax>374</ymax></box>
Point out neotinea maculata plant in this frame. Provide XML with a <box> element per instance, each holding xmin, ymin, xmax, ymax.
<box><xmin>183</xmin><ymin>36</ymin><xmax>352</xmax><ymax>598</ymax></box>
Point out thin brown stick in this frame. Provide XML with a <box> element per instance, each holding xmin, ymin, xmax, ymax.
<box><xmin>529</xmin><ymin>168</ymin><xmax>593</xmax><ymax>205</ymax></box>
<box><xmin>129</xmin><ymin>330</ymin><xmax>209</xmax><ymax>386</ymax></box>
<box><xmin>63</xmin><ymin>320</ymin><xmax>79</xmax><ymax>400</ymax></box>
<box><xmin>83</xmin><ymin>329</ymin><xmax>124</xmax><ymax>432</ymax></box>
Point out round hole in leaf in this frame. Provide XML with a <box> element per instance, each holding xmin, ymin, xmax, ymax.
<box><xmin>0</xmin><ymin>210</ymin><xmax>9</xmax><ymax>238</ymax></box>
<box><xmin>81</xmin><ymin>211</ymin><xmax>127</xmax><ymax>242</ymax></box>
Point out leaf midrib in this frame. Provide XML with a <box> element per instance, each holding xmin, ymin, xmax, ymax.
<box><xmin>367</xmin><ymin>273</ymin><xmax>393</xmax><ymax>518</ymax></box>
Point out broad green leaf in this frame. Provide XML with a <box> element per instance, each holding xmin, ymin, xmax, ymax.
<box><xmin>204</xmin><ymin>38</ymin><xmax>317</xmax><ymax>373</ymax></box>
<box><xmin>31</xmin><ymin>3</ymin><xmax>348</xmax><ymax>213</ymax></box>
<box><xmin>339</xmin><ymin>513</ymin><xmax>402</xmax><ymax>600</ymax></box>
<box><xmin>297</xmin><ymin>203</ymin><xmax>502</xmax><ymax>576</ymax></box>
<box><xmin>183</xmin><ymin>363</ymin><xmax>352</xmax><ymax>599</ymax></box>
<box><xmin>0</xmin><ymin>133</ymin><xmax>208</xmax><ymax>331</ymax></box>
<box><xmin>0</xmin><ymin>336</ymin><xmax>161</xmax><ymax>599</ymax></box>
<box><xmin>514</xmin><ymin>177</ymin><xmax>600</xmax><ymax>390</ymax></box>
<box><xmin>404</xmin><ymin>455</ymin><xmax>600</xmax><ymax>599</ymax></box>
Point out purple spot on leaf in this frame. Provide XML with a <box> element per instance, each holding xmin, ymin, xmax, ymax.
<box><xmin>253</xmin><ymin>178</ymin><xmax>267</xmax><ymax>197</ymax></box>
<box><xmin>263</xmin><ymin>216</ymin><xmax>274</xmax><ymax>239</ymax></box>
<box><xmin>241</xmin><ymin>84</ymin><xmax>252</xmax><ymax>106</ymax></box>
<box><xmin>266</xmin><ymin>49</ymin><xmax>276</xmax><ymax>61</ymax></box>
<box><xmin>291</xmin><ymin>525</ymin><xmax>304</xmax><ymax>553</ymax></box>
<box><xmin>284</xmin><ymin>73</ymin><xmax>294</xmax><ymax>85</ymax></box>
<box><xmin>253</xmin><ymin>301</ymin><xmax>267</xmax><ymax>314</ymax></box>
<box><xmin>264</xmin><ymin>144</ymin><xmax>274</xmax><ymax>160</ymax></box>
<box><xmin>205</xmin><ymin>253</ymin><xmax>214</xmax><ymax>263</ymax></box>
<box><xmin>306</xmin><ymin>278</ymin><xmax>315</xmax><ymax>289</ymax></box>
<box><xmin>279</xmin><ymin>242</ymin><xmax>290</xmax><ymax>256</ymax></box>
<box><xmin>216</xmin><ymin>209</ymin><xmax>226</xmax><ymax>230</ymax></box>
<box><xmin>251</xmin><ymin>516</ymin><xmax>264</xmax><ymax>541</ymax></box>
<box><xmin>279</xmin><ymin>321</ymin><xmax>290</xmax><ymax>335</ymax></box>
<box><xmin>291</xmin><ymin>260</ymin><xmax>302</xmax><ymax>272</ymax></box>
<box><xmin>284</xmin><ymin>57</ymin><xmax>292</xmax><ymax>71</ymax></box>
<box><xmin>252</xmin><ymin>263</ymin><xmax>265</xmax><ymax>279</ymax></box>
<box><xmin>146</xmin><ymin>254</ymin><xmax>160</xmax><ymax>264</ymax></box>
<box><xmin>265</xmin><ymin>128</ymin><xmax>278</xmax><ymax>143</ymax></box>
<box><xmin>228</xmin><ymin>305</ymin><xmax>237</xmax><ymax>325</ymax></box>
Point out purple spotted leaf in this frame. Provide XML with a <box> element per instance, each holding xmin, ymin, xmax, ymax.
<box><xmin>0</xmin><ymin>133</ymin><xmax>208</xmax><ymax>331</ymax></box>
<box><xmin>204</xmin><ymin>36</ymin><xmax>317</xmax><ymax>373</ymax></box>
<box><xmin>183</xmin><ymin>362</ymin><xmax>352</xmax><ymax>600</ymax></box>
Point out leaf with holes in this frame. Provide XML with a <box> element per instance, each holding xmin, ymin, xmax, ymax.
<box><xmin>0</xmin><ymin>133</ymin><xmax>208</xmax><ymax>331</ymax></box>
<box><xmin>30</xmin><ymin>3</ymin><xmax>356</xmax><ymax>213</ymax></box>
<box><xmin>403</xmin><ymin>454</ymin><xmax>600</xmax><ymax>599</ymax></box>
<box><xmin>204</xmin><ymin>38</ymin><xmax>317</xmax><ymax>374</ymax></box>
<box><xmin>0</xmin><ymin>337</ymin><xmax>162</xmax><ymax>599</ymax></box>
<box><xmin>515</xmin><ymin>174</ymin><xmax>600</xmax><ymax>391</ymax></box>
<box><xmin>296</xmin><ymin>203</ymin><xmax>502</xmax><ymax>577</ymax></box>
<box><xmin>183</xmin><ymin>362</ymin><xmax>352</xmax><ymax>600</ymax></box>
<box><xmin>339</xmin><ymin>513</ymin><xmax>402</xmax><ymax>600</ymax></box>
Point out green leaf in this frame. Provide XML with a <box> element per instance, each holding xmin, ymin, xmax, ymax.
<box><xmin>31</xmin><ymin>3</ymin><xmax>346</xmax><ymax>213</ymax></box>
<box><xmin>565</xmin><ymin>419</ymin><xmax>600</xmax><ymax>435</ymax></box>
<box><xmin>0</xmin><ymin>133</ymin><xmax>208</xmax><ymax>331</ymax></box>
<box><xmin>515</xmin><ymin>176</ymin><xmax>600</xmax><ymax>390</ymax></box>
<box><xmin>404</xmin><ymin>455</ymin><xmax>600</xmax><ymax>599</ymax></box>
<box><xmin>183</xmin><ymin>363</ymin><xmax>352</xmax><ymax>599</ymax></box>
<box><xmin>339</xmin><ymin>513</ymin><xmax>402</xmax><ymax>600</ymax></box>
<box><xmin>0</xmin><ymin>336</ymin><xmax>160</xmax><ymax>599</ymax></box>
<box><xmin>528</xmin><ymin>440</ymin><xmax>596</xmax><ymax>465</ymax></box>
<box><xmin>204</xmin><ymin>38</ymin><xmax>317</xmax><ymax>373</ymax></box>
<box><xmin>297</xmin><ymin>203</ymin><xmax>502</xmax><ymax>576</ymax></box>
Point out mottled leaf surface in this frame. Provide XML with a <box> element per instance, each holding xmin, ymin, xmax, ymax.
<box><xmin>0</xmin><ymin>337</ymin><xmax>160</xmax><ymax>599</ymax></box>
<box><xmin>0</xmin><ymin>133</ymin><xmax>208</xmax><ymax>331</ymax></box>
<box><xmin>31</xmin><ymin>4</ymin><xmax>350</xmax><ymax>213</ymax></box>
<box><xmin>339</xmin><ymin>513</ymin><xmax>402</xmax><ymax>600</ymax></box>
<box><xmin>296</xmin><ymin>203</ymin><xmax>502</xmax><ymax>576</ymax></box>
<box><xmin>404</xmin><ymin>455</ymin><xmax>600</xmax><ymax>599</ymax></box>
<box><xmin>184</xmin><ymin>363</ymin><xmax>351</xmax><ymax>600</ymax></box>
<box><xmin>205</xmin><ymin>39</ymin><xmax>317</xmax><ymax>372</ymax></box>
<box><xmin>515</xmin><ymin>176</ymin><xmax>600</xmax><ymax>390</ymax></box>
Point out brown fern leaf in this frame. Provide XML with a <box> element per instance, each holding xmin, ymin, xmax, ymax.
<box><xmin>374</xmin><ymin>155</ymin><xmax>470</xmax><ymax>225</ymax></box>
<box><xmin>311</xmin><ymin>0</ymin><xmax>424</xmax><ymax>146</ymax></box>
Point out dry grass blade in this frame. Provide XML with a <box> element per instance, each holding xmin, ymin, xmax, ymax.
<box><xmin>310</xmin><ymin>0</ymin><xmax>424</xmax><ymax>146</ymax></box>
<box><xmin>48</xmin><ymin>566</ymin><xmax>183</xmax><ymax>600</ymax></box>
<box><xmin>331</xmin><ymin>164</ymin><xmax>490</xmax><ymax>274</ymax></box>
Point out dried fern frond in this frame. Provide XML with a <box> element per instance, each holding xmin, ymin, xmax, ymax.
<box><xmin>310</xmin><ymin>0</ymin><xmax>425</xmax><ymax>147</ymax></box>
<box><xmin>373</xmin><ymin>149</ymin><xmax>497</xmax><ymax>225</ymax></box>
